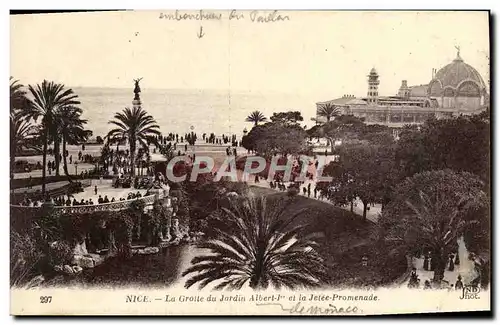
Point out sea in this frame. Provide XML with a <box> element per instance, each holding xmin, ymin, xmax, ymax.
<box><xmin>74</xmin><ymin>87</ymin><xmax>318</xmax><ymax>140</ymax></box>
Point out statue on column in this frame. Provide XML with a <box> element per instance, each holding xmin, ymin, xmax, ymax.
<box><xmin>133</xmin><ymin>78</ymin><xmax>143</xmax><ymax>100</ymax></box>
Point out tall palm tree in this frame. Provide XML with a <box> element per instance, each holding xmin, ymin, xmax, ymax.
<box><xmin>10</xmin><ymin>77</ymin><xmax>31</xmax><ymax>115</ymax></box>
<box><xmin>56</xmin><ymin>106</ymin><xmax>90</xmax><ymax>180</ymax></box>
<box><xmin>182</xmin><ymin>196</ymin><xmax>327</xmax><ymax>290</ymax></box>
<box><xmin>10</xmin><ymin>112</ymin><xmax>36</xmax><ymax>178</ymax></box>
<box><xmin>22</xmin><ymin>81</ymin><xmax>80</xmax><ymax>195</ymax></box>
<box><xmin>245</xmin><ymin>110</ymin><xmax>267</xmax><ymax>127</ymax></box>
<box><xmin>106</xmin><ymin>106</ymin><xmax>161</xmax><ymax>176</ymax></box>
<box><xmin>317</xmin><ymin>103</ymin><xmax>340</xmax><ymax>123</ymax></box>
<box><xmin>49</xmin><ymin>130</ymin><xmax>62</xmax><ymax>176</ymax></box>
<box><xmin>10</xmin><ymin>78</ymin><xmax>34</xmax><ymax>179</ymax></box>
<box><xmin>380</xmin><ymin>169</ymin><xmax>487</xmax><ymax>283</ymax></box>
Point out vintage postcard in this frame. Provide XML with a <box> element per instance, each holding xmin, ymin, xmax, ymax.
<box><xmin>9</xmin><ymin>10</ymin><xmax>490</xmax><ymax>315</ymax></box>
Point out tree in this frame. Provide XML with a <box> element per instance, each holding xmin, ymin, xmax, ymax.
<box><xmin>326</xmin><ymin>143</ymin><xmax>395</xmax><ymax>219</ymax></box>
<box><xmin>23</xmin><ymin>81</ymin><xmax>80</xmax><ymax>195</ymax></box>
<box><xmin>317</xmin><ymin>103</ymin><xmax>340</xmax><ymax>123</ymax></box>
<box><xmin>10</xmin><ymin>112</ymin><xmax>36</xmax><ymax>178</ymax></box>
<box><xmin>321</xmin><ymin>115</ymin><xmax>365</xmax><ymax>153</ymax></box>
<box><xmin>270</xmin><ymin>111</ymin><xmax>304</xmax><ymax>126</ymax></box>
<box><xmin>10</xmin><ymin>78</ymin><xmax>35</xmax><ymax>179</ymax></box>
<box><xmin>245</xmin><ymin>110</ymin><xmax>267</xmax><ymax>126</ymax></box>
<box><xmin>396</xmin><ymin>113</ymin><xmax>490</xmax><ymax>184</ymax></box>
<box><xmin>379</xmin><ymin>169</ymin><xmax>487</xmax><ymax>283</ymax></box>
<box><xmin>243</xmin><ymin>123</ymin><xmax>307</xmax><ymax>158</ymax></box>
<box><xmin>182</xmin><ymin>196</ymin><xmax>326</xmax><ymax>290</ymax></box>
<box><xmin>55</xmin><ymin>106</ymin><xmax>91</xmax><ymax>180</ymax></box>
<box><xmin>10</xmin><ymin>77</ymin><xmax>31</xmax><ymax>115</ymax></box>
<box><xmin>106</xmin><ymin>106</ymin><xmax>161</xmax><ymax>176</ymax></box>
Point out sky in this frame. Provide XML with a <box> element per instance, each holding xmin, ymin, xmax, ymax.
<box><xmin>10</xmin><ymin>10</ymin><xmax>490</xmax><ymax>101</ymax></box>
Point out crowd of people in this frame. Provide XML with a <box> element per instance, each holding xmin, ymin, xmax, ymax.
<box><xmin>17</xmin><ymin>190</ymin><xmax>145</xmax><ymax>208</ymax></box>
<box><xmin>157</xmin><ymin>132</ymin><xmax>241</xmax><ymax>147</ymax></box>
<box><xmin>408</xmin><ymin>268</ymin><xmax>465</xmax><ymax>291</ymax></box>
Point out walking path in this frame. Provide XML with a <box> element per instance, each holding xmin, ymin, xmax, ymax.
<box><xmin>234</xmin><ymin>153</ymin><xmax>382</xmax><ymax>223</ymax></box>
<box><xmin>249</xmin><ymin>177</ymin><xmax>382</xmax><ymax>223</ymax></box>
<box><xmin>12</xmin><ymin>181</ymin><xmax>70</xmax><ymax>194</ymax></box>
<box><xmin>408</xmin><ymin>237</ymin><xmax>479</xmax><ymax>290</ymax></box>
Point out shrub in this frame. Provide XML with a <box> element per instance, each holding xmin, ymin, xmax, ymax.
<box><xmin>287</xmin><ymin>186</ymin><xmax>299</xmax><ymax>197</ymax></box>
<box><xmin>67</xmin><ymin>181</ymin><xmax>84</xmax><ymax>195</ymax></box>
<box><xmin>47</xmin><ymin>241</ymin><xmax>73</xmax><ymax>267</ymax></box>
<box><xmin>10</xmin><ymin>231</ymin><xmax>44</xmax><ymax>287</ymax></box>
<box><xmin>108</xmin><ymin>212</ymin><xmax>134</xmax><ymax>257</ymax></box>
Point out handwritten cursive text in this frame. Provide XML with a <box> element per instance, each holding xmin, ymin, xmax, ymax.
<box><xmin>159</xmin><ymin>10</ymin><xmax>222</xmax><ymax>21</ymax></box>
<box><xmin>256</xmin><ymin>302</ymin><xmax>360</xmax><ymax>315</ymax></box>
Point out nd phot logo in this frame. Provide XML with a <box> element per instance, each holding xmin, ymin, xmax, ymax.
<box><xmin>459</xmin><ymin>285</ymin><xmax>480</xmax><ymax>300</ymax></box>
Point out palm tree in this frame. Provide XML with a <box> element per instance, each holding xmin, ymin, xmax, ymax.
<box><xmin>380</xmin><ymin>170</ymin><xmax>487</xmax><ymax>283</ymax></box>
<box><xmin>10</xmin><ymin>78</ymin><xmax>34</xmax><ymax>179</ymax></box>
<box><xmin>245</xmin><ymin>110</ymin><xmax>267</xmax><ymax>127</ymax></box>
<box><xmin>106</xmin><ymin>106</ymin><xmax>161</xmax><ymax>176</ymax></box>
<box><xmin>182</xmin><ymin>196</ymin><xmax>327</xmax><ymax>290</ymax></box>
<box><xmin>56</xmin><ymin>106</ymin><xmax>91</xmax><ymax>180</ymax></box>
<box><xmin>317</xmin><ymin>103</ymin><xmax>340</xmax><ymax>123</ymax></box>
<box><xmin>22</xmin><ymin>81</ymin><xmax>80</xmax><ymax>195</ymax></box>
<box><xmin>10</xmin><ymin>77</ymin><xmax>32</xmax><ymax>114</ymax></box>
<box><xmin>10</xmin><ymin>112</ymin><xmax>36</xmax><ymax>178</ymax></box>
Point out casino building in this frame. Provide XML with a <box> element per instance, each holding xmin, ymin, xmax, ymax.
<box><xmin>316</xmin><ymin>49</ymin><xmax>489</xmax><ymax>128</ymax></box>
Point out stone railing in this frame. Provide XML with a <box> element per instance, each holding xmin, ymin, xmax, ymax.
<box><xmin>11</xmin><ymin>193</ymin><xmax>162</xmax><ymax>215</ymax></box>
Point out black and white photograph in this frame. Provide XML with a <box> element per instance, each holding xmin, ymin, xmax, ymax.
<box><xmin>8</xmin><ymin>10</ymin><xmax>491</xmax><ymax>315</ymax></box>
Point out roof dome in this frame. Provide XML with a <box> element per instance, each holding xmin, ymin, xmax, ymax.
<box><xmin>429</xmin><ymin>52</ymin><xmax>487</xmax><ymax>97</ymax></box>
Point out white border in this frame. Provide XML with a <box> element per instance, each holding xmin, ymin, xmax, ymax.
<box><xmin>2</xmin><ymin>1</ymin><xmax>498</xmax><ymax>324</ymax></box>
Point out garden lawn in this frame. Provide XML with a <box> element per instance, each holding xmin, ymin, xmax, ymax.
<box><xmin>250</xmin><ymin>187</ymin><xmax>408</xmax><ymax>288</ymax></box>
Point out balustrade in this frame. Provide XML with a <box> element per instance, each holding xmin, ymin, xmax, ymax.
<box><xmin>11</xmin><ymin>194</ymin><xmax>161</xmax><ymax>214</ymax></box>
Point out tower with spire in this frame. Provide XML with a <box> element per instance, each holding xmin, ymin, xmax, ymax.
<box><xmin>367</xmin><ymin>67</ymin><xmax>380</xmax><ymax>105</ymax></box>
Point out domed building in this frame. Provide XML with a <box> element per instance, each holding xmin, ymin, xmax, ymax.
<box><xmin>428</xmin><ymin>50</ymin><xmax>488</xmax><ymax>110</ymax></box>
<box><xmin>316</xmin><ymin>49</ymin><xmax>489</xmax><ymax>128</ymax></box>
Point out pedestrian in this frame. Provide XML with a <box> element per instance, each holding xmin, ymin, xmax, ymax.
<box><xmin>94</xmin><ymin>185</ymin><xmax>98</xmax><ymax>195</ymax></box>
<box><xmin>185</xmin><ymin>144</ymin><xmax>188</xmax><ymax>152</ymax></box>
<box><xmin>448</xmin><ymin>254</ymin><xmax>455</xmax><ymax>272</ymax></box>
<box><xmin>313</xmin><ymin>186</ymin><xmax>317</xmax><ymax>198</ymax></box>
<box><xmin>69</xmin><ymin>155</ymin><xmax>72</xmax><ymax>164</ymax></box>
<box><xmin>423</xmin><ymin>252</ymin><xmax>430</xmax><ymax>271</ymax></box>
<box><xmin>455</xmin><ymin>275</ymin><xmax>464</xmax><ymax>291</ymax></box>
<box><xmin>302</xmin><ymin>187</ymin><xmax>307</xmax><ymax>195</ymax></box>
<box><xmin>307</xmin><ymin>183</ymin><xmax>311</xmax><ymax>197</ymax></box>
